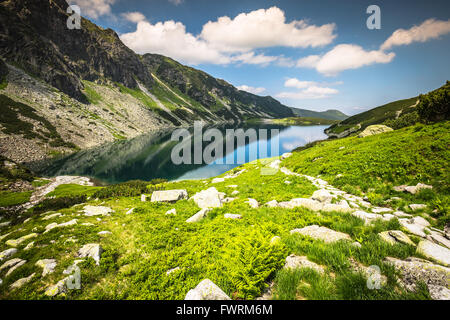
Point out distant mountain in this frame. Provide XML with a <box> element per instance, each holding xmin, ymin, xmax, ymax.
<box><xmin>290</xmin><ymin>108</ymin><xmax>348</xmax><ymax>120</ymax></box>
<box><xmin>325</xmin><ymin>96</ymin><xmax>419</xmax><ymax>138</ymax></box>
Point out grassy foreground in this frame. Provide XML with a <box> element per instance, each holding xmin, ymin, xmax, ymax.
<box><xmin>0</xmin><ymin>121</ymin><xmax>448</xmax><ymax>300</ymax></box>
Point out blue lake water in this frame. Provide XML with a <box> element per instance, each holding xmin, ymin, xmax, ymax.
<box><xmin>35</xmin><ymin>124</ymin><xmax>328</xmax><ymax>184</ymax></box>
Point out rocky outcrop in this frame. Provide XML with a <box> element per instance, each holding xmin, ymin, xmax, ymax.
<box><xmin>384</xmin><ymin>257</ymin><xmax>450</xmax><ymax>299</ymax></box>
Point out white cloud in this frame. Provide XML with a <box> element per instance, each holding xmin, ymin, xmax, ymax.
<box><xmin>200</xmin><ymin>7</ymin><xmax>336</xmax><ymax>52</ymax></box>
<box><xmin>277</xmin><ymin>86</ymin><xmax>338</xmax><ymax>99</ymax></box>
<box><xmin>120</xmin><ymin>20</ymin><xmax>231</xmax><ymax>65</ymax></box>
<box><xmin>381</xmin><ymin>18</ymin><xmax>450</xmax><ymax>50</ymax></box>
<box><xmin>122</xmin><ymin>12</ymin><xmax>146</xmax><ymax>23</ymax></box>
<box><xmin>297</xmin><ymin>44</ymin><xmax>395</xmax><ymax>76</ymax></box>
<box><xmin>231</xmin><ymin>52</ymin><xmax>277</xmax><ymax>66</ymax></box>
<box><xmin>69</xmin><ymin>0</ymin><xmax>115</xmax><ymax>19</ymax></box>
<box><xmin>276</xmin><ymin>78</ymin><xmax>339</xmax><ymax>100</ymax></box>
<box><xmin>236</xmin><ymin>85</ymin><xmax>266</xmax><ymax>95</ymax></box>
<box><xmin>296</xmin><ymin>55</ymin><xmax>321</xmax><ymax>68</ymax></box>
<box><xmin>168</xmin><ymin>0</ymin><xmax>183</xmax><ymax>5</ymax></box>
<box><xmin>284</xmin><ymin>78</ymin><xmax>317</xmax><ymax>89</ymax></box>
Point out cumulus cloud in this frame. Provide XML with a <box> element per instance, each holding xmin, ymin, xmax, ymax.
<box><xmin>381</xmin><ymin>18</ymin><xmax>450</xmax><ymax>50</ymax></box>
<box><xmin>276</xmin><ymin>78</ymin><xmax>339</xmax><ymax>100</ymax></box>
<box><xmin>121</xmin><ymin>12</ymin><xmax>146</xmax><ymax>23</ymax></box>
<box><xmin>69</xmin><ymin>0</ymin><xmax>115</xmax><ymax>19</ymax></box>
<box><xmin>297</xmin><ymin>44</ymin><xmax>395</xmax><ymax>76</ymax></box>
<box><xmin>200</xmin><ymin>7</ymin><xmax>336</xmax><ymax>52</ymax></box>
<box><xmin>236</xmin><ymin>85</ymin><xmax>266</xmax><ymax>95</ymax></box>
<box><xmin>120</xmin><ymin>20</ymin><xmax>231</xmax><ymax>65</ymax></box>
<box><xmin>120</xmin><ymin>7</ymin><xmax>335</xmax><ymax>66</ymax></box>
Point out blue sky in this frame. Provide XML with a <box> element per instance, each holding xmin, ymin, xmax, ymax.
<box><xmin>72</xmin><ymin>0</ymin><xmax>450</xmax><ymax>115</ymax></box>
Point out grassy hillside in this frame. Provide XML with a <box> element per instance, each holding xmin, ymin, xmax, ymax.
<box><xmin>269</xmin><ymin>117</ymin><xmax>339</xmax><ymax>126</ymax></box>
<box><xmin>291</xmin><ymin>108</ymin><xmax>348</xmax><ymax>120</ymax></box>
<box><xmin>326</xmin><ymin>97</ymin><xmax>418</xmax><ymax>136</ymax></box>
<box><xmin>0</xmin><ymin>121</ymin><xmax>448</xmax><ymax>300</ymax></box>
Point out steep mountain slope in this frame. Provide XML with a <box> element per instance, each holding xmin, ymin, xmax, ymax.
<box><xmin>0</xmin><ymin>0</ymin><xmax>299</xmax><ymax>163</ymax></box>
<box><xmin>325</xmin><ymin>96</ymin><xmax>419</xmax><ymax>137</ymax></box>
<box><xmin>291</xmin><ymin>107</ymin><xmax>348</xmax><ymax>120</ymax></box>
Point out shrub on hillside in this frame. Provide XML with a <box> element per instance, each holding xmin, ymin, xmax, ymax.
<box><xmin>92</xmin><ymin>179</ymin><xmax>166</xmax><ymax>199</ymax></box>
<box><xmin>33</xmin><ymin>195</ymin><xmax>87</xmax><ymax>214</ymax></box>
<box><xmin>417</xmin><ymin>81</ymin><xmax>450</xmax><ymax>122</ymax></box>
<box><xmin>383</xmin><ymin>111</ymin><xmax>420</xmax><ymax>129</ymax></box>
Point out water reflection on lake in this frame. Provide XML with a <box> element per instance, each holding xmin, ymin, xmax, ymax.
<box><xmin>34</xmin><ymin>124</ymin><xmax>328</xmax><ymax>184</ymax></box>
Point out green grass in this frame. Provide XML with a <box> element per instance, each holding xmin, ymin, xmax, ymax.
<box><xmin>82</xmin><ymin>81</ymin><xmax>103</xmax><ymax>104</ymax></box>
<box><xmin>0</xmin><ymin>190</ymin><xmax>32</xmax><ymax>207</ymax></box>
<box><xmin>0</xmin><ymin>78</ymin><xmax>7</xmax><ymax>90</ymax></box>
<box><xmin>46</xmin><ymin>184</ymin><xmax>103</xmax><ymax>198</ymax></box>
<box><xmin>31</xmin><ymin>179</ymin><xmax>51</xmax><ymax>188</ymax></box>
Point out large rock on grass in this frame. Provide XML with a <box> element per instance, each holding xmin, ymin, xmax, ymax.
<box><xmin>284</xmin><ymin>254</ymin><xmax>325</xmax><ymax>274</ymax></box>
<box><xmin>83</xmin><ymin>206</ymin><xmax>113</xmax><ymax>217</ymax></box>
<box><xmin>379</xmin><ymin>230</ymin><xmax>415</xmax><ymax>246</ymax></box>
<box><xmin>185</xmin><ymin>279</ymin><xmax>231</xmax><ymax>300</ymax></box>
<box><xmin>36</xmin><ymin>259</ymin><xmax>57</xmax><ymax>277</ymax></box>
<box><xmin>0</xmin><ymin>248</ymin><xmax>17</xmax><ymax>261</ymax></box>
<box><xmin>6</xmin><ymin>233</ymin><xmax>38</xmax><ymax>247</ymax></box>
<box><xmin>290</xmin><ymin>225</ymin><xmax>351</xmax><ymax>243</ymax></box>
<box><xmin>358</xmin><ymin>125</ymin><xmax>393</xmax><ymax>138</ymax></box>
<box><xmin>191</xmin><ymin>188</ymin><xmax>222</xmax><ymax>208</ymax></box>
<box><xmin>186</xmin><ymin>208</ymin><xmax>211</xmax><ymax>223</ymax></box>
<box><xmin>416</xmin><ymin>240</ymin><xmax>450</xmax><ymax>267</ymax></box>
<box><xmin>78</xmin><ymin>244</ymin><xmax>103</xmax><ymax>265</ymax></box>
<box><xmin>151</xmin><ymin>190</ymin><xmax>188</xmax><ymax>203</ymax></box>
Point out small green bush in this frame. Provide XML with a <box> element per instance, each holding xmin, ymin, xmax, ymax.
<box><xmin>32</xmin><ymin>195</ymin><xmax>87</xmax><ymax>214</ymax></box>
<box><xmin>417</xmin><ymin>81</ymin><xmax>450</xmax><ymax>122</ymax></box>
<box><xmin>92</xmin><ymin>179</ymin><xmax>167</xmax><ymax>199</ymax></box>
